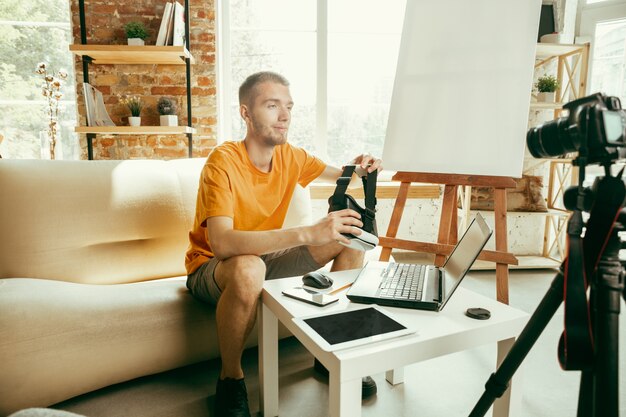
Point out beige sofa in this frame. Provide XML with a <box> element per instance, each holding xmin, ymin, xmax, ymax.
<box><xmin>0</xmin><ymin>158</ymin><xmax>310</xmax><ymax>416</ymax></box>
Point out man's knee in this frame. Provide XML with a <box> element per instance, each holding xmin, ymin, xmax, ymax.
<box><xmin>338</xmin><ymin>245</ymin><xmax>365</xmax><ymax>262</ymax></box>
<box><xmin>218</xmin><ymin>255</ymin><xmax>266</xmax><ymax>300</ymax></box>
<box><xmin>308</xmin><ymin>241</ymin><xmax>364</xmax><ymax>266</ymax></box>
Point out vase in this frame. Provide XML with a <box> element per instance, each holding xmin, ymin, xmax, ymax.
<box><xmin>537</xmin><ymin>92</ymin><xmax>556</xmax><ymax>103</ymax></box>
<box><xmin>127</xmin><ymin>38</ymin><xmax>145</xmax><ymax>46</ymax></box>
<box><xmin>129</xmin><ymin>116</ymin><xmax>141</xmax><ymax>127</ymax></box>
<box><xmin>160</xmin><ymin>115</ymin><xmax>178</xmax><ymax>126</ymax></box>
<box><xmin>39</xmin><ymin>130</ymin><xmax>62</xmax><ymax>160</ymax></box>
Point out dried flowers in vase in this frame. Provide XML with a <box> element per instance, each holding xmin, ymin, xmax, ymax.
<box><xmin>35</xmin><ymin>62</ymin><xmax>68</xmax><ymax>159</ymax></box>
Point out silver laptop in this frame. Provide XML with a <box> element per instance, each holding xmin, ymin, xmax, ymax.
<box><xmin>347</xmin><ymin>213</ymin><xmax>492</xmax><ymax>311</ymax></box>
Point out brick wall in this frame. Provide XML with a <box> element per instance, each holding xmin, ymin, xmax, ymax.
<box><xmin>69</xmin><ymin>0</ymin><xmax>217</xmax><ymax>160</ymax></box>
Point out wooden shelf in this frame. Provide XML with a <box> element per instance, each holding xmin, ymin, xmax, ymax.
<box><xmin>466</xmin><ymin>208</ymin><xmax>570</xmax><ymax>217</ymax></box>
<box><xmin>310</xmin><ymin>183</ymin><xmax>440</xmax><ymax>200</ymax></box>
<box><xmin>471</xmin><ymin>255</ymin><xmax>561</xmax><ymax>271</ymax></box>
<box><xmin>75</xmin><ymin>126</ymin><xmax>196</xmax><ymax>135</ymax></box>
<box><xmin>530</xmin><ymin>102</ymin><xmax>564</xmax><ymax>110</ymax></box>
<box><xmin>535</xmin><ymin>43</ymin><xmax>587</xmax><ymax>59</ymax></box>
<box><xmin>390</xmin><ymin>251</ymin><xmax>562</xmax><ymax>271</ymax></box>
<box><xmin>504</xmin><ymin>208</ymin><xmax>570</xmax><ymax>217</ymax></box>
<box><xmin>69</xmin><ymin>45</ymin><xmax>194</xmax><ymax>65</ymax></box>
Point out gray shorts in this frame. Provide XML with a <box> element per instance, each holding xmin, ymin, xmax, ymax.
<box><xmin>186</xmin><ymin>246</ymin><xmax>323</xmax><ymax>306</ymax></box>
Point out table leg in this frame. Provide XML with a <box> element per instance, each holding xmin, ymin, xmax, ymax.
<box><xmin>493</xmin><ymin>337</ymin><xmax>524</xmax><ymax>417</ymax></box>
<box><xmin>329</xmin><ymin>372</ymin><xmax>361</xmax><ymax>417</ymax></box>
<box><xmin>258</xmin><ymin>302</ymin><xmax>279</xmax><ymax>417</ymax></box>
<box><xmin>385</xmin><ymin>368</ymin><xmax>404</xmax><ymax>385</ymax></box>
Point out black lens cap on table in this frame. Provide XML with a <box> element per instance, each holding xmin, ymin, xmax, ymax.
<box><xmin>465</xmin><ymin>307</ymin><xmax>491</xmax><ymax>320</ymax></box>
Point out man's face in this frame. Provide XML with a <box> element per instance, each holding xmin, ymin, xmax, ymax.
<box><xmin>243</xmin><ymin>81</ymin><xmax>293</xmax><ymax>146</ymax></box>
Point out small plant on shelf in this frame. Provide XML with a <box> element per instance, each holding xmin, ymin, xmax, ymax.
<box><xmin>535</xmin><ymin>75</ymin><xmax>560</xmax><ymax>103</ymax></box>
<box><xmin>536</xmin><ymin>75</ymin><xmax>560</xmax><ymax>93</ymax></box>
<box><xmin>120</xmin><ymin>96</ymin><xmax>143</xmax><ymax>126</ymax></box>
<box><xmin>121</xmin><ymin>96</ymin><xmax>143</xmax><ymax>116</ymax></box>
<box><xmin>157</xmin><ymin>96</ymin><xmax>179</xmax><ymax>126</ymax></box>
<box><xmin>157</xmin><ymin>96</ymin><xmax>178</xmax><ymax>115</ymax></box>
<box><xmin>124</xmin><ymin>21</ymin><xmax>148</xmax><ymax>46</ymax></box>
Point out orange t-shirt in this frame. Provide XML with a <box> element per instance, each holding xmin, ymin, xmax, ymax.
<box><xmin>185</xmin><ymin>141</ymin><xmax>326</xmax><ymax>274</ymax></box>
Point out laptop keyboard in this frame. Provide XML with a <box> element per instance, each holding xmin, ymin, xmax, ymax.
<box><xmin>378</xmin><ymin>263</ymin><xmax>426</xmax><ymax>300</ymax></box>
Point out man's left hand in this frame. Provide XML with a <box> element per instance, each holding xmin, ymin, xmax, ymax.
<box><xmin>350</xmin><ymin>153</ymin><xmax>382</xmax><ymax>176</ymax></box>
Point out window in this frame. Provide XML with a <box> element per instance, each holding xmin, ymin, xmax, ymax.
<box><xmin>590</xmin><ymin>19</ymin><xmax>626</xmax><ymax>103</ymax></box>
<box><xmin>218</xmin><ymin>0</ymin><xmax>406</xmax><ymax>166</ymax></box>
<box><xmin>0</xmin><ymin>0</ymin><xmax>77</xmax><ymax>159</ymax></box>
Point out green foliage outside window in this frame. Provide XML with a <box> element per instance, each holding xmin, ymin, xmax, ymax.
<box><xmin>0</xmin><ymin>0</ymin><xmax>77</xmax><ymax>159</ymax></box>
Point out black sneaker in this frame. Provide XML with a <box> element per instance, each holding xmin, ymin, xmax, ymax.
<box><xmin>214</xmin><ymin>377</ymin><xmax>251</xmax><ymax>417</ymax></box>
<box><xmin>313</xmin><ymin>358</ymin><xmax>378</xmax><ymax>399</ymax></box>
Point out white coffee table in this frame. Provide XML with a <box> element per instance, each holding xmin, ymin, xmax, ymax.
<box><xmin>258</xmin><ymin>269</ymin><xmax>529</xmax><ymax>417</ymax></box>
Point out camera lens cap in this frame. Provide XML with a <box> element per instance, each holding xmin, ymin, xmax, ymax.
<box><xmin>465</xmin><ymin>307</ymin><xmax>491</xmax><ymax>320</ymax></box>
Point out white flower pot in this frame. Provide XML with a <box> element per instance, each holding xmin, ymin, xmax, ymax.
<box><xmin>160</xmin><ymin>115</ymin><xmax>178</xmax><ymax>126</ymax></box>
<box><xmin>129</xmin><ymin>116</ymin><xmax>141</xmax><ymax>126</ymax></box>
<box><xmin>127</xmin><ymin>38</ymin><xmax>145</xmax><ymax>46</ymax></box>
<box><xmin>537</xmin><ymin>92</ymin><xmax>556</xmax><ymax>103</ymax></box>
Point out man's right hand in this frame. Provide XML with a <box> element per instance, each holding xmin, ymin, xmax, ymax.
<box><xmin>306</xmin><ymin>209</ymin><xmax>364</xmax><ymax>246</ymax></box>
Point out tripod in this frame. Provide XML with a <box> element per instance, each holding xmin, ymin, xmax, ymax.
<box><xmin>469</xmin><ymin>172</ymin><xmax>625</xmax><ymax>417</ymax></box>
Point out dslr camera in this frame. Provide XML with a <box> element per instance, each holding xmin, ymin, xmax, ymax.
<box><xmin>527</xmin><ymin>92</ymin><xmax>626</xmax><ymax>165</ymax></box>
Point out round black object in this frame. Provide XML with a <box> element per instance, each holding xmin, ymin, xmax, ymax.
<box><xmin>465</xmin><ymin>307</ymin><xmax>491</xmax><ymax>320</ymax></box>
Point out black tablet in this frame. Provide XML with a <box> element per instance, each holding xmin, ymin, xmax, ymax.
<box><xmin>292</xmin><ymin>305</ymin><xmax>416</xmax><ymax>351</ymax></box>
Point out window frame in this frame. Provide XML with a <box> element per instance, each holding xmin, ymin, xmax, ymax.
<box><xmin>216</xmin><ymin>0</ymin><xmax>328</xmax><ymax>155</ymax></box>
<box><xmin>0</xmin><ymin>12</ymin><xmax>77</xmax><ymax>159</ymax></box>
<box><xmin>578</xmin><ymin>0</ymin><xmax>626</xmax><ymax>89</ymax></box>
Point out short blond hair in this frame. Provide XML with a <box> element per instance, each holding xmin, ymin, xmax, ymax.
<box><xmin>239</xmin><ymin>71</ymin><xmax>290</xmax><ymax>107</ymax></box>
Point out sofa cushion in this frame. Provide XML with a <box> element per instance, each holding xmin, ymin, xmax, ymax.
<box><xmin>0</xmin><ymin>159</ymin><xmax>204</xmax><ymax>284</ymax></box>
<box><xmin>0</xmin><ymin>159</ymin><xmax>313</xmax><ymax>285</ymax></box>
<box><xmin>0</xmin><ymin>277</ymin><xmax>216</xmax><ymax>414</ymax></box>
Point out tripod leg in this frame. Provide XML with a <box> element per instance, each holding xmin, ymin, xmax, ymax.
<box><xmin>469</xmin><ymin>272</ymin><xmax>565</xmax><ymax>417</ymax></box>
<box><xmin>493</xmin><ymin>337</ymin><xmax>524</xmax><ymax>417</ymax></box>
<box><xmin>577</xmin><ymin>371</ymin><xmax>593</xmax><ymax>417</ymax></box>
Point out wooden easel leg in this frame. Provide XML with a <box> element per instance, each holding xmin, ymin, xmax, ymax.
<box><xmin>494</xmin><ymin>188</ymin><xmax>509</xmax><ymax>304</ymax></box>
<box><xmin>435</xmin><ymin>185</ymin><xmax>458</xmax><ymax>267</ymax></box>
<box><xmin>379</xmin><ymin>182</ymin><xmax>411</xmax><ymax>262</ymax></box>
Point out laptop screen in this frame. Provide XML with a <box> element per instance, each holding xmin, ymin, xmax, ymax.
<box><xmin>441</xmin><ymin>213</ymin><xmax>492</xmax><ymax>308</ymax></box>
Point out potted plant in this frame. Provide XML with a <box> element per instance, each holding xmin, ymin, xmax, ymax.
<box><xmin>536</xmin><ymin>75</ymin><xmax>560</xmax><ymax>103</ymax></box>
<box><xmin>120</xmin><ymin>96</ymin><xmax>143</xmax><ymax>126</ymax></box>
<box><xmin>125</xmin><ymin>21</ymin><xmax>148</xmax><ymax>46</ymax></box>
<box><xmin>157</xmin><ymin>96</ymin><xmax>178</xmax><ymax>126</ymax></box>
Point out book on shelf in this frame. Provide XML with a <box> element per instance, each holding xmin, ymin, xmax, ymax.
<box><xmin>83</xmin><ymin>83</ymin><xmax>115</xmax><ymax>127</ymax></box>
<box><xmin>172</xmin><ymin>1</ymin><xmax>186</xmax><ymax>47</ymax></box>
<box><xmin>156</xmin><ymin>2</ymin><xmax>173</xmax><ymax>46</ymax></box>
<box><xmin>165</xmin><ymin>2</ymin><xmax>176</xmax><ymax>46</ymax></box>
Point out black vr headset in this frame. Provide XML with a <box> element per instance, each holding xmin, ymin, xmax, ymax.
<box><xmin>328</xmin><ymin>165</ymin><xmax>379</xmax><ymax>251</ymax></box>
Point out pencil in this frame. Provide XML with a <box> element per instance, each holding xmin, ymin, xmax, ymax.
<box><xmin>329</xmin><ymin>282</ymin><xmax>353</xmax><ymax>295</ymax></box>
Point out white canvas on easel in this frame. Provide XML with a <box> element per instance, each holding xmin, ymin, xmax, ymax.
<box><xmin>383</xmin><ymin>0</ymin><xmax>542</xmax><ymax>178</ymax></box>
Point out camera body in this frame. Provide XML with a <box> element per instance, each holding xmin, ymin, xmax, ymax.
<box><xmin>527</xmin><ymin>92</ymin><xmax>626</xmax><ymax>165</ymax></box>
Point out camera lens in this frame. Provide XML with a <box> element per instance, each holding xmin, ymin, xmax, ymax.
<box><xmin>527</xmin><ymin>117</ymin><xmax>579</xmax><ymax>158</ymax></box>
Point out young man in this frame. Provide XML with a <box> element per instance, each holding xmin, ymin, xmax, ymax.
<box><xmin>185</xmin><ymin>71</ymin><xmax>382</xmax><ymax>417</ymax></box>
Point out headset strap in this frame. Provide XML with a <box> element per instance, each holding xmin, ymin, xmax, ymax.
<box><xmin>558</xmin><ymin>210</ymin><xmax>593</xmax><ymax>370</ymax></box>
<box><xmin>330</xmin><ymin>164</ymin><xmax>378</xmax><ymax>219</ymax></box>
<box><xmin>330</xmin><ymin>165</ymin><xmax>355</xmax><ymax>207</ymax></box>
<box><xmin>362</xmin><ymin>169</ymin><xmax>378</xmax><ymax>216</ymax></box>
